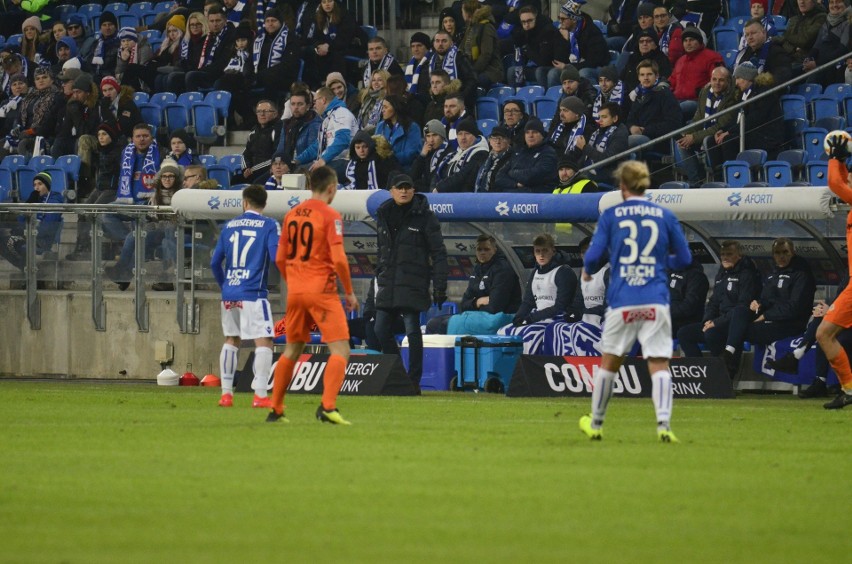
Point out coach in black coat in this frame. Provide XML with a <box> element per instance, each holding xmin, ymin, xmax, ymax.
<box><xmin>460</xmin><ymin>249</ymin><xmax>522</xmax><ymax>314</ymax></box>
<box><xmin>746</xmin><ymin>250</ymin><xmax>816</xmax><ymax>345</ymax></box>
<box><xmin>669</xmin><ymin>257</ymin><xmax>710</xmax><ymax>337</ymax></box>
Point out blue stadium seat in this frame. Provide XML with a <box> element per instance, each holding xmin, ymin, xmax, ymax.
<box><xmin>780</xmin><ymin>95</ymin><xmax>807</xmax><ymax>121</ymax></box>
<box><xmin>712</xmin><ymin>26</ymin><xmax>739</xmax><ymax>52</ymax></box>
<box><xmin>164</xmin><ymin>103</ymin><xmax>190</xmax><ymax>134</ymax></box>
<box><xmin>593</xmin><ymin>19</ymin><xmax>606</xmax><ymax>34</ymax></box>
<box><xmin>205</xmin><ymin>164</ymin><xmax>231</xmax><ymax>189</ymax></box>
<box><xmin>794</xmin><ymin>82</ymin><xmax>823</xmax><ymax>102</ymax></box>
<box><xmin>729</xmin><ymin>16</ymin><xmax>749</xmax><ymax>33</ymax></box>
<box><xmin>55</xmin><ymin>4</ymin><xmax>77</xmax><ymax>22</ymax></box>
<box><xmin>776</xmin><ymin>149</ymin><xmax>808</xmax><ymax>181</ymax></box>
<box><xmin>133</xmin><ymin>91</ymin><xmax>149</xmax><ymax>105</ymax></box>
<box><xmin>78</xmin><ymin>3</ymin><xmax>103</xmax><ymax>17</ymax></box>
<box><xmin>533</xmin><ymin>96</ymin><xmax>556</xmax><ymax>119</ymax></box>
<box><xmin>217</xmin><ymin>154</ymin><xmax>244</xmax><ymax>176</ymax></box>
<box><xmin>104</xmin><ymin>3</ymin><xmax>128</xmax><ymax>14</ymax></box>
<box><xmin>764</xmin><ymin>161</ymin><xmax>793</xmax><ymax>187</ymax></box>
<box><xmin>475</xmin><ymin>97</ymin><xmax>499</xmax><ymax>121</ymax></box>
<box><xmin>478</xmin><ymin>119</ymin><xmax>497</xmax><ymax>137</ymax></box>
<box><xmin>822</xmin><ymin>83</ymin><xmax>852</xmax><ymax>101</ymax></box>
<box><xmin>811</xmin><ymin>96</ymin><xmax>839</xmax><ymax>122</ymax></box>
<box><xmin>419</xmin><ymin>302</ymin><xmax>458</xmax><ymax>325</ymax></box>
<box><xmin>0</xmin><ymin>168</ymin><xmax>14</xmax><ymax>201</ymax></box>
<box><xmin>515</xmin><ymin>85</ymin><xmax>546</xmax><ymax>107</ymax></box>
<box><xmin>771</xmin><ymin>15</ymin><xmax>787</xmax><ymax>32</ymax></box>
<box><xmin>802</xmin><ymin>127</ymin><xmax>829</xmax><ymax>160</ymax></box>
<box><xmin>541</xmin><ymin>118</ymin><xmax>552</xmax><ymax>130</ymax></box>
<box><xmin>728</xmin><ymin>0</ymin><xmax>751</xmax><ymax>16</ymax></box>
<box><xmin>141</xmin><ymin>10</ymin><xmax>159</xmax><ymax>26</ymax></box>
<box><xmin>723</xmin><ymin>160</ymin><xmax>751</xmax><ymax>187</ymax></box>
<box><xmin>844</xmin><ymin>96</ymin><xmax>852</xmax><ymax>120</ymax></box>
<box><xmin>198</xmin><ymin>154</ymin><xmax>217</xmax><ymax>168</ymax></box>
<box><xmin>5</xmin><ymin>34</ymin><xmax>22</xmax><ymax>49</ymax></box>
<box><xmin>129</xmin><ymin>2</ymin><xmax>153</xmax><ymax>15</ymax></box>
<box><xmin>660</xmin><ymin>181</ymin><xmax>690</xmax><ymax>189</ymax></box>
<box><xmin>205</xmin><ymin>90</ymin><xmax>232</xmax><ymax>123</ymax></box>
<box><xmin>487</xmin><ymin>85</ymin><xmax>515</xmax><ymax>105</ymax></box>
<box><xmin>138</xmin><ymin>102</ymin><xmax>163</xmax><ymax>130</ymax></box>
<box><xmin>42</xmin><ymin>166</ymin><xmax>68</xmax><ymax>196</ymax></box>
<box><xmin>190</xmin><ymin>102</ymin><xmax>219</xmax><ymax>145</ymax></box>
<box><xmin>362</xmin><ymin>25</ymin><xmax>377</xmax><ymax>39</ymax></box>
<box><xmin>55</xmin><ymin>155</ymin><xmax>81</xmax><ymax>183</ymax></box>
<box><xmin>722</xmin><ymin>49</ymin><xmax>737</xmax><ymax>69</ymax></box>
<box><xmin>736</xmin><ymin>149</ymin><xmax>767</xmax><ymax>180</ymax></box>
<box><xmin>814</xmin><ymin>116</ymin><xmax>846</xmax><ymax>132</ymax></box>
<box><xmin>155</xmin><ymin>1</ymin><xmax>175</xmax><ymax>11</ymax></box>
<box><xmin>118</xmin><ymin>14</ymin><xmax>139</xmax><ymax>28</ymax></box>
<box><xmin>16</xmin><ymin>166</ymin><xmax>37</xmax><ymax>202</ymax></box>
<box><xmin>139</xmin><ymin>29</ymin><xmax>160</xmax><ymax>43</ymax></box>
<box><xmin>150</xmin><ymin>92</ymin><xmax>177</xmax><ymax>108</ymax></box>
<box><xmin>784</xmin><ymin>118</ymin><xmax>807</xmax><ymax>150</ymax></box>
<box><xmin>178</xmin><ymin>91</ymin><xmax>204</xmax><ymax>105</ymax></box>
<box><xmin>2</xmin><ymin>154</ymin><xmax>26</xmax><ymax>170</ymax></box>
<box><xmin>148</xmin><ymin>37</ymin><xmax>163</xmax><ymax>52</ymax></box>
<box><xmin>546</xmin><ymin>85</ymin><xmax>562</xmax><ymax>101</ymax></box>
<box><xmin>807</xmin><ymin>161</ymin><xmax>828</xmax><ymax>184</ymax></box>
<box><xmin>29</xmin><ymin>155</ymin><xmax>54</xmax><ymax>171</ymax></box>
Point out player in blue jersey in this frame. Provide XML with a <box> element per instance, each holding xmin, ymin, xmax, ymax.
<box><xmin>581</xmin><ymin>160</ymin><xmax>693</xmax><ymax>442</ymax></box>
<box><xmin>211</xmin><ymin>185</ymin><xmax>281</xmax><ymax>408</ymax></box>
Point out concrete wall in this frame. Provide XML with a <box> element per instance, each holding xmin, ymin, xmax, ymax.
<box><xmin>0</xmin><ymin>290</ymin><xmax>225</xmax><ymax>380</ymax></box>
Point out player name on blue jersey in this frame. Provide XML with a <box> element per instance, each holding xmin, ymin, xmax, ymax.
<box><xmin>614</xmin><ymin>204</ymin><xmax>664</xmax><ymax>218</ymax></box>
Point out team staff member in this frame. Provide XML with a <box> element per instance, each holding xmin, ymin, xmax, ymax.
<box><xmin>210</xmin><ymin>185</ymin><xmax>280</xmax><ymax>409</ymax></box>
<box><xmin>581</xmin><ymin>160</ymin><xmax>692</xmax><ymax>442</ymax></box>
<box><xmin>268</xmin><ymin>166</ymin><xmax>358</xmax><ymax>425</ymax></box>
<box><xmin>817</xmin><ymin>136</ymin><xmax>852</xmax><ymax>409</ymax></box>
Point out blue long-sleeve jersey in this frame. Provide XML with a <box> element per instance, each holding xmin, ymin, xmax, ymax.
<box><xmin>211</xmin><ymin>210</ymin><xmax>280</xmax><ymax>301</ymax></box>
<box><xmin>584</xmin><ymin>196</ymin><xmax>692</xmax><ymax>309</ymax></box>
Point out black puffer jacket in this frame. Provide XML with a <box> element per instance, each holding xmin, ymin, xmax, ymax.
<box><xmin>703</xmin><ymin>255</ymin><xmax>762</xmax><ymax>324</ymax></box>
<box><xmin>759</xmin><ymin>255</ymin><xmax>816</xmax><ymax>330</ymax></box>
<box><xmin>460</xmin><ymin>251</ymin><xmax>522</xmax><ymax>314</ymax></box>
<box><xmin>669</xmin><ymin>257</ymin><xmax>710</xmax><ymax>328</ymax></box>
<box><xmin>375</xmin><ymin>193</ymin><xmax>448</xmax><ymax>312</ymax></box>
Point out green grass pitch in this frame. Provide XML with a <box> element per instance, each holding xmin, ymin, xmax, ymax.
<box><xmin>1</xmin><ymin>381</ymin><xmax>851</xmax><ymax>563</ymax></box>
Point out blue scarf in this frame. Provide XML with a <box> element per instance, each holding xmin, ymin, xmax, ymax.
<box><xmin>474</xmin><ymin>149</ymin><xmax>509</xmax><ymax>192</ymax></box>
<box><xmin>404</xmin><ymin>53</ymin><xmax>430</xmax><ymax>94</ymax></box>
<box><xmin>264</xmin><ymin>174</ymin><xmax>284</xmax><ymax>190</ymax></box>
<box><xmin>344</xmin><ymin>158</ymin><xmax>379</xmax><ymax>190</ymax></box>
<box><xmin>92</xmin><ymin>33</ymin><xmax>119</xmax><ymax>67</ymax></box>
<box><xmin>704</xmin><ymin>90</ymin><xmax>722</xmax><ymax>125</ymax></box>
<box><xmin>117</xmin><ymin>140</ymin><xmax>161</xmax><ymax>204</ymax></box>
<box><xmin>588</xmin><ymin>123</ymin><xmax>616</xmax><ymax>153</ymax></box>
<box><xmin>254</xmin><ymin>0</ymin><xmax>276</xmax><ymax>34</ymax></box>
<box><xmin>364</xmin><ymin>53</ymin><xmax>398</xmax><ymax>87</ymax></box>
<box><xmin>592</xmin><ymin>81</ymin><xmax>623</xmax><ymax>120</ymax></box>
<box><xmin>199</xmin><ymin>27</ymin><xmax>229</xmax><ymax>69</ymax></box>
<box><xmin>550</xmin><ymin>114</ymin><xmax>586</xmax><ymax>153</ymax></box>
<box><xmin>569</xmin><ymin>18</ymin><xmax>584</xmax><ymax>63</ymax></box>
<box><xmin>431</xmin><ymin>142</ymin><xmax>452</xmax><ymax>177</ymax></box>
<box><xmin>294</xmin><ymin>0</ymin><xmax>309</xmax><ymax>35</ymax></box>
<box><xmin>658</xmin><ymin>24</ymin><xmax>675</xmax><ymax>55</ymax></box>
<box><xmin>634</xmin><ymin>78</ymin><xmax>660</xmax><ymax>99</ymax></box>
<box><xmin>429</xmin><ymin>45</ymin><xmax>460</xmax><ymax>80</ymax></box>
<box><xmin>253</xmin><ymin>24</ymin><xmax>288</xmax><ymax>72</ymax></box>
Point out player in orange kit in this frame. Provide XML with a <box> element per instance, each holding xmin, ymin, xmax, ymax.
<box><xmin>817</xmin><ymin>134</ymin><xmax>852</xmax><ymax>409</ymax></box>
<box><xmin>266</xmin><ymin>166</ymin><xmax>359</xmax><ymax>424</ymax></box>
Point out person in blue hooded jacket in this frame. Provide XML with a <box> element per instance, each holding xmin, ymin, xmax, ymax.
<box><xmin>0</xmin><ymin>172</ymin><xmax>62</xmax><ymax>272</ymax></box>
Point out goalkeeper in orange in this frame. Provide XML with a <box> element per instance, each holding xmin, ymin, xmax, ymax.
<box><xmin>818</xmin><ymin>134</ymin><xmax>852</xmax><ymax>409</ymax></box>
<box><xmin>267</xmin><ymin>166</ymin><xmax>359</xmax><ymax>424</ymax></box>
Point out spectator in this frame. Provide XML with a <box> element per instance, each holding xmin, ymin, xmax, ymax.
<box><xmin>802</xmin><ymin>0</ymin><xmax>851</xmax><ymax>86</ymax></box>
<box><xmin>579</xmin><ymin>101</ymin><xmax>630</xmax><ymax>182</ymax></box>
<box><xmin>669</xmin><ymin>27</ymin><xmax>723</xmax><ymax>106</ymax></box>
<box><xmin>410</xmin><ymin>119</ymin><xmax>453</xmax><ymax>192</ymax></box>
<box><xmin>498</xmin><ymin>232</ymin><xmax>581</xmax><ymax>354</ymax></box>
<box><xmin>91</xmin><ymin>11</ymin><xmax>121</xmax><ymax>79</ymax></box>
<box><xmin>115</xmin><ymin>28</ymin><xmax>154</xmax><ymax>92</ymax></box>
<box><xmin>737</xmin><ymin>1</ymin><xmax>779</xmax><ymax>51</ymax></box>
<box><xmin>624</xmin><ymin>59</ymin><xmax>682</xmax><ymax>148</ymax></box>
<box><xmin>433</xmin><ymin>118</ymin><xmax>488</xmax><ymax>192</ymax></box>
<box><xmin>622</xmin><ymin>2</ymin><xmax>658</xmax><ymax>55</ymax></box>
<box><xmin>241</xmin><ymin>99</ymin><xmax>281</xmax><ymax>183</ymax></box>
<box><xmin>592</xmin><ymin>65</ymin><xmax>627</xmax><ymax>121</ymax></box>
<box><xmin>165</xmin><ymin>11</ymin><xmax>208</xmax><ymax>93</ymax></box>
<box><xmin>291</xmin><ymin>0</ymin><xmax>319</xmax><ymax>40</ymax></box>
<box><xmin>325</xmin><ymin>71</ymin><xmax>350</xmax><ymax>104</ymax></box>
<box><xmin>342</xmin><ymin>131</ymin><xmax>398</xmax><ymax>190</ymax></box>
<box><xmin>706</xmin><ymin>62</ymin><xmax>783</xmax><ymax>175</ymax></box>
<box><xmin>142</xmin><ymin>14</ymin><xmax>187</xmax><ymax>93</ymax></box>
<box><xmin>99</xmin><ymin>76</ymin><xmax>142</xmax><ymax>139</ymax></box>
<box><xmin>440</xmin><ymin>93</ymin><xmax>470</xmax><ymax>150</ymax></box>
<box><xmin>553</xmin><ymin>64</ymin><xmax>597</xmax><ymax>121</ymax></box>
<box><xmin>676</xmin><ymin>65</ymin><xmax>736</xmax><ymax>186</ymax></box>
<box><xmin>499</xmin><ymin>99</ymin><xmax>529</xmax><ymax>147</ymax></box>
<box><xmin>223</xmin><ymin>0</ymin><xmax>249</xmax><ymax>25</ymax></box>
<box><xmin>774</xmin><ymin>0</ymin><xmax>827</xmax><ymax>66</ymax></box>
<box><xmin>495</xmin><ymin>117</ymin><xmax>559</xmax><ymax>192</ymax></box>
<box><xmin>66</xmin><ymin>122</ymin><xmax>125</xmax><ymax>261</ymax></box>
<box><xmin>621</xmin><ymin>29</ymin><xmax>672</xmax><ymax>93</ymax></box>
<box><xmin>50</xmin><ymin>36</ymin><xmax>79</xmax><ymax>77</ymax></box>
<box><xmin>385</xmin><ymin>74</ymin><xmax>426</xmax><ymax>128</ymax></box>
<box><xmin>0</xmin><ymin>74</ymin><xmax>28</xmax><ymax>140</ymax></box>
<box><xmin>374</xmin><ymin>172</ymin><xmax>449</xmax><ymax>392</ymax></box>
<box><xmin>252</xmin><ymin>8</ymin><xmax>303</xmax><ymax>106</ymax></box>
<box><xmin>65</xmin><ymin>15</ymin><xmax>96</xmax><ymax>65</ymax></box>
<box><xmin>264</xmin><ymin>151</ymin><xmax>290</xmax><ymax>190</ymax></box>
<box><xmin>669</xmin><ymin>256</ymin><xmax>710</xmax><ymax>337</ymax></box>
<box><xmin>166</xmin><ymin>129</ymin><xmax>200</xmax><ymax>166</ymax></box>
<box><xmin>552</xmin><ymin>156</ymin><xmax>601</xmax><ymax>193</ymax></box>
<box><xmin>20</xmin><ymin>15</ymin><xmax>46</xmax><ymax>65</ymax></box>
<box><xmin>508</xmin><ymin>5</ymin><xmax>560</xmax><ymax>87</ymax></box>
<box><xmin>403</xmin><ymin>32</ymin><xmax>432</xmax><ymax>97</ymax></box>
<box><xmin>0</xmin><ymin>172</ymin><xmax>62</xmax><ymax>273</ymax></box>
<box><xmin>677</xmin><ymin>240</ymin><xmax>762</xmax><ymax>377</ymax></box>
<box><xmin>114</xmin><ymin>123</ymin><xmax>164</xmax><ymax>206</ymax></box>
<box><xmin>0</xmin><ymin>52</ymin><xmax>30</xmax><ymax>99</ymax></box>
<box><xmin>304</xmin><ymin>0</ymin><xmax>363</xmax><ymax>88</ymax></box>
<box><xmin>607</xmin><ymin>0</ymin><xmax>644</xmax><ymax>47</ymax></box>
<box><xmin>218</xmin><ymin>24</ymin><xmax>254</xmax><ymax>127</ymax></box>
<box><xmin>426</xmin><ymin>234</ymin><xmax>523</xmax><ymax>333</ymax></box>
<box><xmin>185</xmin><ymin>5</ymin><xmax>236</xmax><ymax>92</ymax></box>
<box><xmin>13</xmin><ymin>67</ymin><xmax>65</xmax><ymax>159</ymax></box>
<box><xmin>374</xmin><ymin>94</ymin><xmax>422</xmax><ymax>169</ymax></box>
<box><xmin>105</xmin><ymin>160</ymin><xmax>183</xmax><ymax>292</ymax></box>
<box><xmin>474</xmin><ymin>125</ymin><xmax>514</xmax><ymax>192</ymax></box>
<box><xmin>679</xmin><ymin>0</ymin><xmax>724</xmax><ymax>42</ymax></box>
<box><xmin>183</xmin><ymin>163</ymin><xmax>219</xmax><ymax>189</ymax></box>
<box><xmin>439</xmin><ymin>7</ymin><xmax>465</xmax><ymax>45</ymax></box>
<box><xmin>554</xmin><ymin>0</ymin><xmax>609</xmax><ymax>80</ymax></box>
<box><xmin>293</xmin><ymin>86</ymin><xmax>358</xmax><ymax>174</ymax></box>
<box><xmin>420</xmin><ymin>30</ymin><xmax>477</xmax><ymax>108</ymax></box>
<box><xmin>772</xmin><ymin>0</ymin><xmax>805</xmax><ymax>20</ymax></box>
<box><xmin>422</xmin><ymin>69</ymin><xmax>458</xmax><ymax>124</ymax></box>
<box><xmin>735</xmin><ymin>18</ymin><xmax>793</xmax><ymax>86</ymax></box>
<box><xmin>361</xmin><ymin>36</ymin><xmax>403</xmax><ymax>89</ymax></box>
<box><xmin>653</xmin><ymin>5</ymin><xmax>685</xmax><ymax>67</ymax></box>
<box><xmin>274</xmin><ymin>89</ymin><xmax>321</xmax><ymax>170</ymax></box>
<box><xmin>460</xmin><ymin>0</ymin><xmax>503</xmax><ymax>89</ymax></box>
<box><xmin>549</xmin><ymin>95</ymin><xmax>589</xmax><ymax>162</ymax></box>
<box><xmin>354</xmin><ymin>69</ymin><xmax>389</xmax><ymax>133</ymax></box>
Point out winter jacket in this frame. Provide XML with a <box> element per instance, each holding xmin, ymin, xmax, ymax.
<box><xmin>607</xmin><ymin>0</ymin><xmax>644</xmax><ymax>38</ymax></box>
<box><xmin>460</xmin><ymin>251</ymin><xmax>522</xmax><ymax>314</ymax></box>
<box><xmin>625</xmin><ymin>81</ymin><xmax>682</xmax><ymax>140</ymax></box>
<box><xmin>422</xmin><ymin>78</ymin><xmax>461</xmax><ymax>124</ymax></box>
<box><xmin>115</xmin><ymin>37</ymin><xmax>154</xmax><ymax>80</ymax></box>
<box><xmin>775</xmin><ymin>3</ymin><xmax>827</xmax><ymax>63</ymax></box>
<box><xmin>96</xmin><ymin>138</ymin><xmax>125</xmax><ymax>194</ymax></box>
<box><xmin>511</xmin><ymin>14</ymin><xmax>559</xmax><ymax>67</ymax></box>
<box><xmin>343</xmin><ymin>131</ymin><xmax>399</xmax><ymax>190</ymax></box>
<box><xmin>758</xmin><ymin>255</ymin><xmax>816</xmax><ymax>331</ymax></box>
<box><xmin>621</xmin><ymin>49</ymin><xmax>672</xmax><ymax>94</ymax></box>
<box><xmin>410</xmin><ymin>143</ymin><xmax>453</xmax><ymax>193</ymax></box>
<box><xmin>553</xmin><ymin>14</ymin><xmax>609</xmax><ymax>70</ymax></box>
<box><xmin>494</xmin><ymin>140</ymin><xmax>559</xmax><ymax>193</ymax></box>
<box><xmin>721</xmin><ymin>74</ymin><xmax>784</xmax><ymax>154</ymax></box>
<box><xmin>514</xmin><ymin>254</ymin><xmax>581</xmax><ymax>325</ymax></box>
<box><xmin>549</xmin><ymin>79</ymin><xmax>597</xmax><ymax>127</ymax></box>
<box><xmin>295</xmin><ymin>96</ymin><xmax>358</xmax><ymax>164</ymax></box>
<box><xmin>735</xmin><ymin>40</ymin><xmax>793</xmax><ymax>86</ymax></box>
<box><xmin>242</xmin><ymin>119</ymin><xmax>281</xmax><ymax>179</ymax></box>
<box><xmin>668</xmin><ymin>45</ymin><xmax>723</xmax><ymax>101</ymax></box>
<box><xmin>108</xmin><ymin>86</ymin><xmax>143</xmax><ymax>137</ymax></box>
<box><xmin>474</xmin><ymin>149</ymin><xmax>512</xmax><ymax>192</ymax></box>
<box><xmin>684</xmin><ymin>82</ymin><xmax>737</xmax><ymax>145</ymax></box>
<box><xmin>669</xmin><ymin>257</ymin><xmax>710</xmax><ymax>328</ymax></box>
<box><xmin>275</xmin><ymin>109</ymin><xmax>322</xmax><ymax>166</ymax></box>
<box><xmin>434</xmin><ymin>135</ymin><xmax>489</xmax><ymax>193</ymax></box>
<box><xmin>703</xmin><ymin>256</ymin><xmax>762</xmax><ymax>325</ymax></box>
<box><xmin>581</xmin><ymin>122</ymin><xmax>630</xmax><ymax>180</ymax></box>
<box><xmin>375</xmin><ymin>119</ymin><xmax>422</xmax><ymax>168</ymax></box>
<box><xmin>374</xmin><ymin>193</ymin><xmax>448</xmax><ymax>312</ymax></box>
<box><xmin>460</xmin><ymin>6</ymin><xmax>503</xmax><ymax>84</ymax></box>
<box><xmin>808</xmin><ymin>8</ymin><xmax>852</xmax><ymax>67</ymax></box>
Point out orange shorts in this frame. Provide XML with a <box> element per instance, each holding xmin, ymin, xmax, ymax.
<box><xmin>825</xmin><ymin>285</ymin><xmax>852</xmax><ymax>328</ymax></box>
<box><xmin>284</xmin><ymin>293</ymin><xmax>350</xmax><ymax>343</ymax></box>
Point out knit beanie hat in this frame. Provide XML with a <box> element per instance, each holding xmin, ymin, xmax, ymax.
<box><xmin>410</xmin><ymin>32</ymin><xmax>431</xmax><ymax>47</ymax></box>
<box><xmin>325</xmin><ymin>72</ymin><xmax>346</xmax><ymax>89</ymax></box>
<box><xmin>100</xmin><ymin>11</ymin><xmax>118</xmax><ymax>27</ymax></box>
<box><xmin>170</xmin><ymin>128</ymin><xmax>191</xmax><ymax>147</ymax></box>
<box><xmin>22</xmin><ymin>16</ymin><xmax>42</xmax><ymax>33</ymax></box>
<box><xmin>118</xmin><ymin>27</ymin><xmax>138</xmax><ymax>42</ymax></box>
<box><xmin>598</xmin><ymin>65</ymin><xmax>619</xmax><ymax>82</ymax></box>
<box><xmin>560</xmin><ymin>95</ymin><xmax>586</xmax><ymax>115</ymax></box>
<box><xmin>455</xmin><ymin>118</ymin><xmax>481</xmax><ymax>137</ymax></box>
<box><xmin>167</xmin><ymin>14</ymin><xmax>187</xmax><ymax>32</ymax></box>
<box><xmin>34</xmin><ymin>171</ymin><xmax>51</xmax><ymax>190</ymax></box>
<box><xmin>100</xmin><ymin>75</ymin><xmax>120</xmax><ymax>93</ymax></box>
<box><xmin>72</xmin><ymin>72</ymin><xmax>94</xmax><ymax>92</ymax></box>
<box><xmin>97</xmin><ymin>122</ymin><xmax>119</xmax><ymax>141</ymax></box>
<box><xmin>560</xmin><ymin>0</ymin><xmax>586</xmax><ymax>20</ymax></box>
<box><xmin>637</xmin><ymin>2</ymin><xmax>656</xmax><ymax>18</ymax></box>
<box><xmin>560</xmin><ymin>65</ymin><xmax>580</xmax><ymax>83</ymax></box>
<box><xmin>424</xmin><ymin>119</ymin><xmax>447</xmax><ymax>139</ymax></box>
<box><xmin>733</xmin><ymin>61</ymin><xmax>758</xmax><ymax>82</ymax></box>
<box><xmin>524</xmin><ymin>118</ymin><xmax>546</xmax><ymax>136</ymax></box>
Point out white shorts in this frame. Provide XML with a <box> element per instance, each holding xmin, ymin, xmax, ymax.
<box><xmin>221</xmin><ymin>299</ymin><xmax>274</xmax><ymax>340</ymax></box>
<box><xmin>600</xmin><ymin>304</ymin><xmax>673</xmax><ymax>359</ymax></box>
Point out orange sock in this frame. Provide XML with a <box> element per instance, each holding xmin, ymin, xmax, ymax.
<box><xmin>321</xmin><ymin>354</ymin><xmax>347</xmax><ymax>411</ymax></box>
<box><xmin>828</xmin><ymin>347</ymin><xmax>852</xmax><ymax>390</ymax></box>
<box><xmin>271</xmin><ymin>356</ymin><xmax>297</xmax><ymax>414</ymax></box>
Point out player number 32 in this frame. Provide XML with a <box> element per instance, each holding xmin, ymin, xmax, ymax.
<box><xmin>618</xmin><ymin>219</ymin><xmax>659</xmax><ymax>265</ymax></box>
